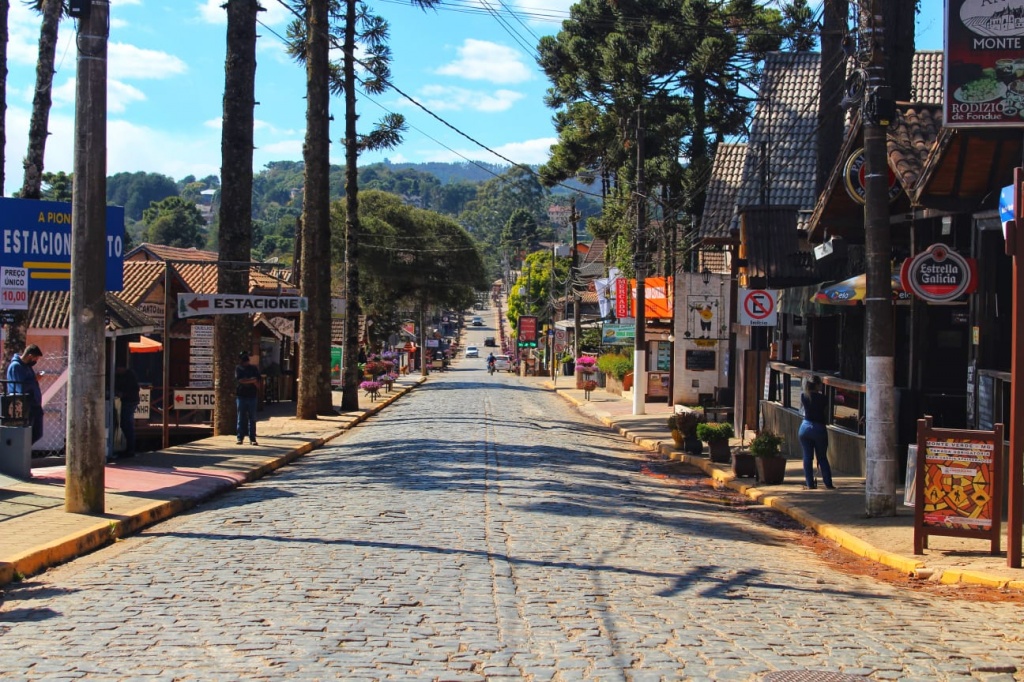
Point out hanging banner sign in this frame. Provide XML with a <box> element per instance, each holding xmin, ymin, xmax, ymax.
<box><xmin>601</xmin><ymin>323</ymin><xmax>635</xmax><ymax>344</ymax></box>
<box><xmin>615</xmin><ymin>278</ymin><xmax>630</xmax><ymax>318</ymax></box>
<box><xmin>737</xmin><ymin>288</ymin><xmax>778</xmax><ymax>327</ymax></box>
<box><xmin>178</xmin><ymin>293</ymin><xmax>308</xmax><ymax>318</ymax></box>
<box><xmin>944</xmin><ymin>0</ymin><xmax>1024</xmax><ymax>128</ymax></box>
<box><xmin>900</xmin><ymin>244</ymin><xmax>977</xmax><ymax>303</ymax></box>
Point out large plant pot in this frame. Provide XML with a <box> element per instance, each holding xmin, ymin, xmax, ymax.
<box><xmin>576</xmin><ymin>371</ymin><xmax>595</xmax><ymax>390</ymax></box>
<box><xmin>755</xmin><ymin>456</ymin><xmax>787</xmax><ymax>485</ymax></box>
<box><xmin>732</xmin><ymin>452</ymin><xmax>757</xmax><ymax>478</ymax></box>
<box><xmin>708</xmin><ymin>438</ymin><xmax>731</xmax><ymax>463</ymax></box>
<box><xmin>684</xmin><ymin>434</ymin><xmax>703</xmax><ymax>457</ymax></box>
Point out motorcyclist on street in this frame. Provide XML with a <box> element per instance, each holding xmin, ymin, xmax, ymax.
<box><xmin>487</xmin><ymin>353</ymin><xmax>496</xmax><ymax>374</ymax></box>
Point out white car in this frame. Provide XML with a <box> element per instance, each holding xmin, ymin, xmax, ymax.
<box><xmin>493</xmin><ymin>355</ymin><xmax>512</xmax><ymax>372</ymax></box>
<box><xmin>465</xmin><ymin>346</ymin><xmax>479</xmax><ymax>358</ymax></box>
<box><xmin>471</xmin><ymin>316</ymin><xmax>484</xmax><ymax>326</ymax></box>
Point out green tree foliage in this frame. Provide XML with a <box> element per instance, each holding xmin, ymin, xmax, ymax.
<box><xmin>459</xmin><ymin>165</ymin><xmax>548</xmax><ymax>248</ymax></box>
<box><xmin>506</xmin><ymin>250</ymin><xmax>569</xmax><ymax>330</ymax></box>
<box><xmin>331</xmin><ymin>190</ymin><xmax>487</xmax><ymax>340</ymax></box>
<box><xmin>107</xmin><ymin>171</ymin><xmax>179</xmax><ymax>222</ymax></box>
<box><xmin>40</xmin><ymin>170</ymin><xmax>72</xmax><ymax>202</ymax></box>
<box><xmin>142</xmin><ymin>196</ymin><xmax>207</xmax><ymax>249</ymax></box>
<box><xmin>500</xmin><ymin>208</ymin><xmax>541</xmax><ymax>266</ymax></box>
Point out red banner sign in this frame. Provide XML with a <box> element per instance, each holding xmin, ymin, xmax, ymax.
<box><xmin>518</xmin><ymin>315</ymin><xmax>537</xmax><ymax>342</ymax></box>
<box><xmin>615</xmin><ymin>278</ymin><xmax>630</xmax><ymax>318</ymax></box>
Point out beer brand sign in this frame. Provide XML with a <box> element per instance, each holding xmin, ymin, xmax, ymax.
<box><xmin>843</xmin><ymin>148</ymin><xmax>900</xmax><ymax>205</ymax></box>
<box><xmin>900</xmin><ymin>244</ymin><xmax>977</xmax><ymax>303</ymax></box>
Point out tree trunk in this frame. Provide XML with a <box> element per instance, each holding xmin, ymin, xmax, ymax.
<box><xmin>214</xmin><ymin>0</ymin><xmax>259</xmax><ymax>436</ymax></box>
<box><xmin>341</xmin><ymin>0</ymin><xmax>361</xmax><ymax>411</ymax></box>
<box><xmin>296</xmin><ymin>0</ymin><xmax>330</xmax><ymax>420</ymax></box>
<box><xmin>20</xmin><ymin>0</ymin><xmax>62</xmax><ymax>200</ymax></box>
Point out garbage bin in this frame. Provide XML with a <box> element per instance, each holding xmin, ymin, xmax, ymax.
<box><xmin>0</xmin><ymin>424</ymin><xmax>32</xmax><ymax>479</ymax></box>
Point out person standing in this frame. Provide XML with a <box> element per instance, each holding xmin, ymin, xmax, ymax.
<box><xmin>114</xmin><ymin>364</ymin><xmax>140</xmax><ymax>458</ymax></box>
<box><xmin>798</xmin><ymin>376</ymin><xmax>835</xmax><ymax>490</ymax></box>
<box><xmin>235</xmin><ymin>351</ymin><xmax>260</xmax><ymax>445</ymax></box>
<box><xmin>6</xmin><ymin>344</ymin><xmax>44</xmax><ymax>444</ymax></box>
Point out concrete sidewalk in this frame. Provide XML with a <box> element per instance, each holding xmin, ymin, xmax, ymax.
<box><xmin>550</xmin><ymin>379</ymin><xmax>1024</xmax><ymax>592</ymax></box>
<box><xmin>0</xmin><ymin>376</ymin><xmax>425</xmax><ymax>585</ymax></box>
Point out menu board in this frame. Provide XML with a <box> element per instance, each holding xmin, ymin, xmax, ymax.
<box><xmin>685</xmin><ymin>350</ymin><xmax>716</xmax><ymax>371</ymax></box>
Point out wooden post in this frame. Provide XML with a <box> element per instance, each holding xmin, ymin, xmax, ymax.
<box><xmin>1008</xmin><ymin>166</ymin><xmax>1024</xmax><ymax>567</ymax></box>
<box><xmin>66</xmin><ymin>0</ymin><xmax>109</xmax><ymax>513</ymax></box>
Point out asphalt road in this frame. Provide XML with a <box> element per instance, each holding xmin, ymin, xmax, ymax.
<box><xmin>2</xmin><ymin>350</ymin><xmax>1023</xmax><ymax>681</ymax></box>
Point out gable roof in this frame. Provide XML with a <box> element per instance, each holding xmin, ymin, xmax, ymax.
<box><xmin>28</xmin><ymin>291</ymin><xmax>156</xmax><ymax>333</ymax></box>
<box><xmin>700</xmin><ymin>142</ymin><xmax>746</xmax><ymax>240</ymax></box>
<box><xmin>734</xmin><ymin>51</ymin><xmax>822</xmax><ymax>228</ymax></box>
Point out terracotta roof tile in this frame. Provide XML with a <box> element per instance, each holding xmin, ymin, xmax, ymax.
<box><xmin>27</xmin><ymin>291</ymin><xmax>156</xmax><ymax>331</ymax></box>
<box><xmin>126</xmin><ymin>243</ymin><xmax>219</xmax><ymax>262</ymax></box>
<box><xmin>119</xmin><ymin>261</ymin><xmax>166</xmax><ymax>306</ymax></box>
<box><xmin>912</xmin><ymin>51</ymin><xmax>943</xmax><ymax>105</ymax></box>
<box><xmin>887</xmin><ymin>104</ymin><xmax>942</xmax><ymax>193</ymax></box>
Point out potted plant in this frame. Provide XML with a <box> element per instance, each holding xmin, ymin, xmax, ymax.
<box><xmin>582</xmin><ymin>378</ymin><xmax>598</xmax><ymax>400</ymax></box>
<box><xmin>731</xmin><ymin>449</ymin><xmax>757</xmax><ymax>478</ymax></box>
<box><xmin>696</xmin><ymin>421</ymin><xmax>734</xmax><ymax>463</ymax></box>
<box><xmin>668</xmin><ymin>410</ymin><xmax>703</xmax><ymax>454</ymax></box>
<box><xmin>749</xmin><ymin>430</ymin><xmax>786</xmax><ymax>484</ymax></box>
<box><xmin>575</xmin><ymin>355</ymin><xmax>597</xmax><ymax>388</ymax></box>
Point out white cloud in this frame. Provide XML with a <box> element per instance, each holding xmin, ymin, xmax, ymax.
<box><xmin>199</xmin><ymin>0</ymin><xmax>292</xmax><ymax>26</ymax></box>
<box><xmin>109</xmin><ymin>42</ymin><xmax>188</xmax><ymax>80</ymax></box>
<box><xmin>435</xmin><ymin>39</ymin><xmax>531</xmax><ymax>84</ymax></box>
<box><xmin>50</xmin><ymin>76</ymin><xmax>147</xmax><ymax>114</ymax></box>
<box><xmin>110</xmin><ymin>17</ymin><xmax>129</xmax><ymax>30</ymax></box>
<box><xmin>416</xmin><ymin>85</ymin><xmax>523</xmax><ymax>113</ymax></box>
<box><xmin>421</xmin><ymin>137</ymin><xmax>555</xmax><ymax>166</ymax></box>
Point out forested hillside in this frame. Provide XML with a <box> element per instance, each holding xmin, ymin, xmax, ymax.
<box><xmin>39</xmin><ymin>159</ymin><xmax>600</xmax><ymax>272</ymax></box>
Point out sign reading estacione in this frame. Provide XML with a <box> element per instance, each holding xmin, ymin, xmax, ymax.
<box><xmin>178</xmin><ymin>293</ymin><xmax>308</xmax><ymax>318</ymax></box>
<box><xmin>173</xmin><ymin>389</ymin><xmax>215</xmax><ymax>410</ymax></box>
<box><xmin>0</xmin><ymin>197</ymin><xmax>124</xmax><ymax>291</ymax></box>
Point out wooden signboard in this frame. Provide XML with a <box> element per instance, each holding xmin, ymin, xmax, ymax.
<box><xmin>685</xmin><ymin>349</ymin><xmax>716</xmax><ymax>371</ymax></box>
<box><xmin>913</xmin><ymin>416</ymin><xmax>1003</xmax><ymax>556</ymax></box>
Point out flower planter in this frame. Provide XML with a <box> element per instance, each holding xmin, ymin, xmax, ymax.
<box><xmin>731</xmin><ymin>452</ymin><xmax>757</xmax><ymax>478</ymax></box>
<box><xmin>755</xmin><ymin>456</ymin><xmax>787</xmax><ymax>485</ymax></box>
<box><xmin>708</xmin><ymin>438</ymin><xmax>731</xmax><ymax>463</ymax></box>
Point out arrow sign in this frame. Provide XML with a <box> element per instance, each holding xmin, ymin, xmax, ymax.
<box><xmin>177</xmin><ymin>293</ymin><xmax>308</xmax><ymax>318</ymax></box>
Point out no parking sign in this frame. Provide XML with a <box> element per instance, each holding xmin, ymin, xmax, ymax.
<box><xmin>738</xmin><ymin>289</ymin><xmax>777</xmax><ymax>327</ymax></box>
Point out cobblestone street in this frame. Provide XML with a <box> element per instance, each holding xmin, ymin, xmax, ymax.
<box><xmin>2</xmin><ymin>366</ymin><xmax>1023</xmax><ymax>681</ymax></box>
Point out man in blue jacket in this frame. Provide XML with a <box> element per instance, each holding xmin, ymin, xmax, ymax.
<box><xmin>6</xmin><ymin>344</ymin><xmax>43</xmax><ymax>443</ymax></box>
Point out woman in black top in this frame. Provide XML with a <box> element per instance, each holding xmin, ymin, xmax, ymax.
<box><xmin>798</xmin><ymin>376</ymin><xmax>835</xmax><ymax>489</ymax></box>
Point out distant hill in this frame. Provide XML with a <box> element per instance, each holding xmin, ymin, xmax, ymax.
<box><xmin>377</xmin><ymin>159</ymin><xmax>506</xmax><ymax>185</ymax></box>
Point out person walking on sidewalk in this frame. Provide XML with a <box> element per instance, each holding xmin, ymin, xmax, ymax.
<box><xmin>235</xmin><ymin>351</ymin><xmax>260</xmax><ymax>445</ymax></box>
<box><xmin>6</xmin><ymin>344</ymin><xmax>43</xmax><ymax>444</ymax></box>
<box><xmin>114</xmin><ymin>363</ymin><xmax>140</xmax><ymax>458</ymax></box>
<box><xmin>799</xmin><ymin>376</ymin><xmax>834</xmax><ymax>490</ymax></box>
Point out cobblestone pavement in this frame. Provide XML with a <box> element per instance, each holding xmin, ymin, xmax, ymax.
<box><xmin>1</xmin><ymin>366</ymin><xmax>1023</xmax><ymax>681</ymax></box>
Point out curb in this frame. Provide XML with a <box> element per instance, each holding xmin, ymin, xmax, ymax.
<box><xmin>550</xmin><ymin>387</ymin><xmax>1020</xmax><ymax>588</ymax></box>
<box><xmin>0</xmin><ymin>379</ymin><xmax>424</xmax><ymax>586</ymax></box>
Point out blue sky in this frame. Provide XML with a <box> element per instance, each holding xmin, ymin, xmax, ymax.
<box><xmin>3</xmin><ymin>0</ymin><xmax>943</xmax><ymax>195</ymax></box>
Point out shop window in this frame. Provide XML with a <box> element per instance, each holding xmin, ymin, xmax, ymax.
<box><xmin>831</xmin><ymin>386</ymin><xmax>863</xmax><ymax>434</ymax></box>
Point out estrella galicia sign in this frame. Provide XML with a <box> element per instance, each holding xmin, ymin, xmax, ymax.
<box><xmin>900</xmin><ymin>244</ymin><xmax>977</xmax><ymax>303</ymax></box>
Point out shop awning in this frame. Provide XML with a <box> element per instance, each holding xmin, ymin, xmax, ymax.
<box><xmin>811</xmin><ymin>273</ymin><xmax>909</xmax><ymax>305</ymax></box>
<box><xmin>129</xmin><ymin>335</ymin><xmax>163</xmax><ymax>353</ymax></box>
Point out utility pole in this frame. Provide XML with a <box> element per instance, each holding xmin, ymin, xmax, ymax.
<box><xmin>633</xmin><ymin>105</ymin><xmax>647</xmax><ymax>415</ymax></box>
<box><xmin>66</xmin><ymin>0</ymin><xmax>108</xmax><ymax>514</ymax></box>
<box><xmin>571</xmin><ymin>197</ymin><xmax>581</xmax><ymax>356</ymax></box>
<box><xmin>861</xmin><ymin>1</ymin><xmax>897</xmax><ymax>516</ymax></box>
<box><xmin>550</xmin><ymin>242</ymin><xmax>556</xmax><ymax>382</ymax></box>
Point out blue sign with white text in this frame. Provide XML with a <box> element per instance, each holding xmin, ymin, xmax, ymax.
<box><xmin>0</xmin><ymin>198</ymin><xmax>124</xmax><ymax>291</ymax></box>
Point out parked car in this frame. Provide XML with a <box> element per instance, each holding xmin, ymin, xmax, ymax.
<box><xmin>493</xmin><ymin>355</ymin><xmax>512</xmax><ymax>372</ymax></box>
<box><xmin>465</xmin><ymin>346</ymin><xmax>479</xmax><ymax>358</ymax></box>
<box><xmin>484</xmin><ymin>337</ymin><xmax>497</xmax><ymax>347</ymax></box>
<box><xmin>471</xmin><ymin>316</ymin><xmax>484</xmax><ymax>326</ymax></box>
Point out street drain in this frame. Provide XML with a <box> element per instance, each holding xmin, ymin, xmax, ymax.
<box><xmin>762</xmin><ymin>672</ymin><xmax>866</xmax><ymax>682</ymax></box>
